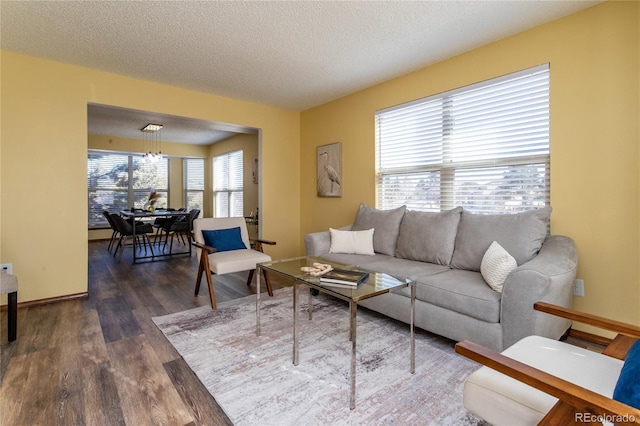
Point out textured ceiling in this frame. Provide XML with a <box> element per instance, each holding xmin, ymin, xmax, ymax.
<box><xmin>2</xmin><ymin>1</ymin><xmax>601</xmax><ymax>145</ymax></box>
<box><xmin>1</xmin><ymin>1</ymin><xmax>600</xmax><ymax>112</ymax></box>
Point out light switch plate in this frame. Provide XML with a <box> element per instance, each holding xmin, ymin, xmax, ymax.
<box><xmin>0</xmin><ymin>263</ymin><xmax>13</xmax><ymax>274</ymax></box>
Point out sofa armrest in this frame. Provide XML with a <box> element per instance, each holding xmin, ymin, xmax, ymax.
<box><xmin>500</xmin><ymin>235</ymin><xmax>578</xmax><ymax>349</ymax></box>
<box><xmin>304</xmin><ymin>225</ymin><xmax>352</xmax><ymax>256</ymax></box>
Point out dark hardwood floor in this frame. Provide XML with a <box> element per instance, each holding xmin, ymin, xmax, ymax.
<box><xmin>0</xmin><ymin>240</ymin><xmax>284</xmax><ymax>426</ymax></box>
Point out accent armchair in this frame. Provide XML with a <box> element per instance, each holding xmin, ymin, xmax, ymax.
<box><xmin>192</xmin><ymin>217</ymin><xmax>276</xmax><ymax>309</ymax></box>
<box><xmin>455</xmin><ymin>302</ymin><xmax>640</xmax><ymax>425</ymax></box>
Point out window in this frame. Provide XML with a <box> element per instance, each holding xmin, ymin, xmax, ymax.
<box><xmin>212</xmin><ymin>150</ymin><xmax>243</xmax><ymax>217</ymax></box>
<box><xmin>184</xmin><ymin>158</ymin><xmax>205</xmax><ymax>211</ymax></box>
<box><xmin>375</xmin><ymin>64</ymin><xmax>549</xmax><ymax>214</ymax></box>
<box><xmin>88</xmin><ymin>151</ymin><xmax>169</xmax><ymax>226</ymax></box>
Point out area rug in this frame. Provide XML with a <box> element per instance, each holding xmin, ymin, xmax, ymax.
<box><xmin>153</xmin><ymin>288</ymin><xmax>486</xmax><ymax>426</ymax></box>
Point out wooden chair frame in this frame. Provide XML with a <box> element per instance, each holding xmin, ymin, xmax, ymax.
<box><xmin>193</xmin><ymin>238</ymin><xmax>276</xmax><ymax>310</ymax></box>
<box><xmin>456</xmin><ymin>302</ymin><xmax>640</xmax><ymax>425</ymax></box>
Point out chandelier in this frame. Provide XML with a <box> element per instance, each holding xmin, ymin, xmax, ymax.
<box><xmin>141</xmin><ymin>123</ymin><xmax>163</xmax><ymax>163</ymax></box>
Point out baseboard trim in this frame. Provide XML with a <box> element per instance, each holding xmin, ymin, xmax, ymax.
<box><xmin>569</xmin><ymin>328</ymin><xmax>612</xmax><ymax>346</ymax></box>
<box><xmin>0</xmin><ymin>292</ymin><xmax>89</xmax><ymax>311</ymax></box>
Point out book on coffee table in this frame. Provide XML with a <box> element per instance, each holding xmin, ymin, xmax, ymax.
<box><xmin>319</xmin><ymin>269</ymin><xmax>369</xmax><ymax>286</ymax></box>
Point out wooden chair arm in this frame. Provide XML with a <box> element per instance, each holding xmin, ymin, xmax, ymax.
<box><xmin>192</xmin><ymin>241</ymin><xmax>217</xmax><ymax>254</ymax></box>
<box><xmin>455</xmin><ymin>340</ymin><xmax>640</xmax><ymax>425</ymax></box>
<box><xmin>534</xmin><ymin>302</ymin><xmax>640</xmax><ymax>338</ymax></box>
<box><xmin>250</xmin><ymin>238</ymin><xmax>276</xmax><ymax>245</ymax></box>
<box><xmin>249</xmin><ymin>238</ymin><xmax>276</xmax><ymax>253</ymax></box>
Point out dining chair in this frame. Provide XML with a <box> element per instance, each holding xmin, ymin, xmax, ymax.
<box><xmin>111</xmin><ymin>214</ymin><xmax>155</xmax><ymax>260</ymax></box>
<box><xmin>192</xmin><ymin>217</ymin><xmax>276</xmax><ymax>309</ymax></box>
<box><xmin>455</xmin><ymin>302</ymin><xmax>640</xmax><ymax>425</ymax></box>
<box><xmin>152</xmin><ymin>207</ymin><xmax>186</xmax><ymax>245</ymax></box>
<box><xmin>102</xmin><ymin>210</ymin><xmax>120</xmax><ymax>253</ymax></box>
<box><xmin>162</xmin><ymin>208</ymin><xmax>200</xmax><ymax>253</ymax></box>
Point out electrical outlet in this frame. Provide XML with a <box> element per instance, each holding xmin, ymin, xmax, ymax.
<box><xmin>0</xmin><ymin>263</ymin><xmax>13</xmax><ymax>275</ymax></box>
<box><xmin>573</xmin><ymin>279</ymin><xmax>585</xmax><ymax>297</ymax></box>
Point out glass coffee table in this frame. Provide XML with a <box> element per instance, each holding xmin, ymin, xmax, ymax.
<box><xmin>256</xmin><ymin>256</ymin><xmax>415</xmax><ymax>409</ymax></box>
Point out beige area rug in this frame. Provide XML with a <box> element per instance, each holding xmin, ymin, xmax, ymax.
<box><xmin>153</xmin><ymin>288</ymin><xmax>487</xmax><ymax>426</ymax></box>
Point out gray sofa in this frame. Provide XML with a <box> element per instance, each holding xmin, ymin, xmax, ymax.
<box><xmin>304</xmin><ymin>204</ymin><xmax>578</xmax><ymax>351</ymax></box>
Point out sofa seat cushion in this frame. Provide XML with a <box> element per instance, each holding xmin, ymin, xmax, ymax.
<box><xmin>451</xmin><ymin>207</ymin><xmax>551</xmax><ymax>272</ymax></box>
<box><xmin>400</xmin><ymin>269</ymin><xmax>502</xmax><ymax>323</ymax></box>
<box><xmin>463</xmin><ymin>335</ymin><xmax>623</xmax><ymax>426</ymax></box>
<box><xmin>207</xmin><ymin>249</ymin><xmax>271</xmax><ymax>275</ymax></box>
<box><xmin>395</xmin><ymin>207</ymin><xmax>462</xmax><ymax>265</ymax></box>
<box><xmin>359</xmin><ymin>258</ymin><xmax>450</xmax><ymax>282</ymax></box>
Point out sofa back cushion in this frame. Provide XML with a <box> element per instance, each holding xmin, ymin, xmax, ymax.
<box><xmin>450</xmin><ymin>206</ymin><xmax>551</xmax><ymax>272</ymax></box>
<box><xmin>352</xmin><ymin>203</ymin><xmax>406</xmax><ymax>256</ymax></box>
<box><xmin>395</xmin><ymin>207</ymin><xmax>462</xmax><ymax>265</ymax></box>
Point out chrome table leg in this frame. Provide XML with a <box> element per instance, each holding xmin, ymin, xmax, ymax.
<box><xmin>293</xmin><ymin>281</ymin><xmax>299</xmax><ymax>366</ymax></box>
<box><xmin>411</xmin><ymin>282</ymin><xmax>415</xmax><ymax>374</ymax></box>
<box><xmin>256</xmin><ymin>266</ymin><xmax>261</xmax><ymax>336</ymax></box>
<box><xmin>350</xmin><ymin>300</ymin><xmax>357</xmax><ymax>410</ymax></box>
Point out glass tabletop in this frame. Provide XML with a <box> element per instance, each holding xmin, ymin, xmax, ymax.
<box><xmin>258</xmin><ymin>256</ymin><xmax>411</xmax><ymax>302</ymax></box>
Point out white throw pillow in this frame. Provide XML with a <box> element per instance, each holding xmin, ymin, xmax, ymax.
<box><xmin>329</xmin><ymin>228</ymin><xmax>375</xmax><ymax>256</ymax></box>
<box><xmin>481</xmin><ymin>241</ymin><xmax>517</xmax><ymax>292</ymax></box>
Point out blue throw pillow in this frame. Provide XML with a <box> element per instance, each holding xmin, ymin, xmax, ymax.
<box><xmin>613</xmin><ymin>339</ymin><xmax>640</xmax><ymax>409</ymax></box>
<box><xmin>202</xmin><ymin>227</ymin><xmax>246</xmax><ymax>252</ymax></box>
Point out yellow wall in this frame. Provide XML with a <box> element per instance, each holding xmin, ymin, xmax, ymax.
<box><xmin>300</xmin><ymin>1</ymin><xmax>640</xmax><ymax>326</ymax></box>
<box><xmin>89</xmin><ymin>133</ymin><xmax>210</xmax><ymax>159</ymax></box>
<box><xmin>169</xmin><ymin>157</ymin><xmax>184</xmax><ymax>210</ymax></box>
<box><xmin>0</xmin><ymin>52</ymin><xmax>300</xmax><ymax>303</ymax></box>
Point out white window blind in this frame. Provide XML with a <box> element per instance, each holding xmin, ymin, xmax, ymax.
<box><xmin>375</xmin><ymin>64</ymin><xmax>550</xmax><ymax>214</ymax></box>
<box><xmin>213</xmin><ymin>150</ymin><xmax>243</xmax><ymax>218</ymax></box>
<box><xmin>132</xmin><ymin>156</ymin><xmax>169</xmax><ymax>208</ymax></box>
<box><xmin>87</xmin><ymin>151</ymin><xmax>168</xmax><ymax>226</ymax></box>
<box><xmin>184</xmin><ymin>158</ymin><xmax>205</xmax><ymax>211</ymax></box>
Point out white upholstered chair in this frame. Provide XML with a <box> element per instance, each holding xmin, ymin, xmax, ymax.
<box><xmin>456</xmin><ymin>302</ymin><xmax>640</xmax><ymax>425</ymax></box>
<box><xmin>192</xmin><ymin>217</ymin><xmax>276</xmax><ymax>309</ymax></box>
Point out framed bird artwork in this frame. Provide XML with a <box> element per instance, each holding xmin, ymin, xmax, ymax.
<box><xmin>317</xmin><ymin>142</ymin><xmax>342</xmax><ymax>197</ymax></box>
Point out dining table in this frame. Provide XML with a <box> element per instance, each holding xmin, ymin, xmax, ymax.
<box><xmin>119</xmin><ymin>209</ymin><xmax>192</xmax><ymax>263</ymax></box>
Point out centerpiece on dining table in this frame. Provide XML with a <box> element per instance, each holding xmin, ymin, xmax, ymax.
<box><xmin>144</xmin><ymin>191</ymin><xmax>161</xmax><ymax>212</ymax></box>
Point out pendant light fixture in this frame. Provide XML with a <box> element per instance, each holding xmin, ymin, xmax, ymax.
<box><xmin>141</xmin><ymin>123</ymin><xmax>163</xmax><ymax>163</ymax></box>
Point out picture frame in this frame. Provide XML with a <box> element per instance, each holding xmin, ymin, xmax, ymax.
<box><xmin>317</xmin><ymin>142</ymin><xmax>342</xmax><ymax>197</ymax></box>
